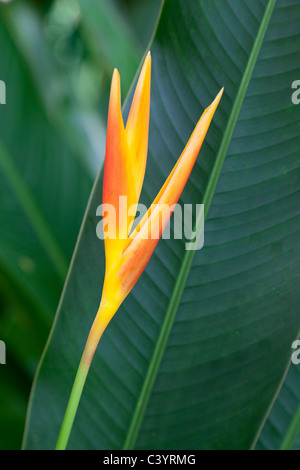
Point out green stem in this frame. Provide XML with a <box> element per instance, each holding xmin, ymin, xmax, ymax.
<box><xmin>55</xmin><ymin>357</ymin><xmax>91</xmax><ymax>450</ymax></box>
<box><xmin>55</xmin><ymin>304</ymin><xmax>113</xmax><ymax>450</ymax></box>
<box><xmin>279</xmin><ymin>403</ymin><xmax>300</xmax><ymax>450</ymax></box>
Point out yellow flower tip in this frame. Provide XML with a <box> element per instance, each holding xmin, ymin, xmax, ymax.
<box><xmin>212</xmin><ymin>87</ymin><xmax>224</xmax><ymax>109</ymax></box>
<box><xmin>202</xmin><ymin>87</ymin><xmax>224</xmax><ymax>119</ymax></box>
<box><xmin>107</xmin><ymin>69</ymin><xmax>123</xmax><ymax>130</ymax></box>
<box><xmin>124</xmin><ymin>52</ymin><xmax>152</xmax><ymax>226</ymax></box>
<box><xmin>111</xmin><ymin>68</ymin><xmax>121</xmax><ymax>93</ymax></box>
<box><xmin>126</xmin><ymin>52</ymin><xmax>151</xmax><ymax>142</ymax></box>
<box><xmin>186</xmin><ymin>87</ymin><xmax>223</xmax><ymax>154</ymax></box>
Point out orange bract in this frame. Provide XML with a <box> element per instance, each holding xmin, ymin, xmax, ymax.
<box><xmin>101</xmin><ymin>51</ymin><xmax>223</xmax><ymax>318</ymax></box>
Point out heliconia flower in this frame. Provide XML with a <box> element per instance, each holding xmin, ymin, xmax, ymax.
<box><xmin>98</xmin><ymin>51</ymin><xmax>223</xmax><ymax>329</ymax></box>
<box><xmin>56</xmin><ymin>51</ymin><xmax>223</xmax><ymax>450</ymax></box>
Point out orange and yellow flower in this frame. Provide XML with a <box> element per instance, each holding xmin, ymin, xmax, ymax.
<box><xmin>56</xmin><ymin>50</ymin><xmax>223</xmax><ymax>450</ymax></box>
<box><xmin>98</xmin><ymin>51</ymin><xmax>223</xmax><ymax>333</ymax></box>
<box><xmin>78</xmin><ymin>51</ymin><xmax>223</xmax><ymax>365</ymax></box>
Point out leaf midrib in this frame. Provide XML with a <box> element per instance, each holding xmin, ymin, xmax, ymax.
<box><xmin>122</xmin><ymin>0</ymin><xmax>277</xmax><ymax>450</ymax></box>
<box><xmin>279</xmin><ymin>372</ymin><xmax>300</xmax><ymax>449</ymax></box>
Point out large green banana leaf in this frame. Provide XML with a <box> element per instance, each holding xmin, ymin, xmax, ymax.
<box><xmin>23</xmin><ymin>0</ymin><xmax>300</xmax><ymax>450</ymax></box>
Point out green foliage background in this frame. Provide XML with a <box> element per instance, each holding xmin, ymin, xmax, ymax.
<box><xmin>0</xmin><ymin>0</ymin><xmax>161</xmax><ymax>449</ymax></box>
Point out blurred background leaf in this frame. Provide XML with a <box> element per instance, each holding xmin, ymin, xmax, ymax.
<box><xmin>0</xmin><ymin>0</ymin><xmax>161</xmax><ymax>449</ymax></box>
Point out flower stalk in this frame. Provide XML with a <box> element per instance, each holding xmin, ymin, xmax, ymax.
<box><xmin>56</xmin><ymin>304</ymin><xmax>116</xmax><ymax>450</ymax></box>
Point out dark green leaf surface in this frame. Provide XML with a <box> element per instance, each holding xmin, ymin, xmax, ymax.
<box><xmin>24</xmin><ymin>0</ymin><xmax>300</xmax><ymax>449</ymax></box>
